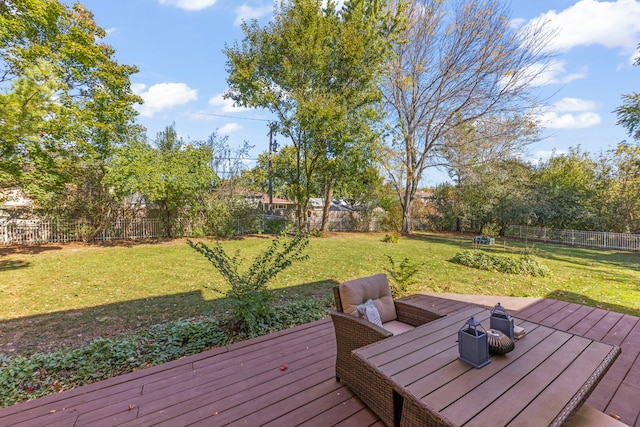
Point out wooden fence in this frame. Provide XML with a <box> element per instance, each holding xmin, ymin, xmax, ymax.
<box><xmin>504</xmin><ymin>225</ymin><xmax>640</xmax><ymax>252</ymax></box>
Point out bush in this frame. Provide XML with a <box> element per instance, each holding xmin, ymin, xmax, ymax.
<box><xmin>481</xmin><ymin>223</ymin><xmax>500</xmax><ymax>237</ymax></box>
<box><xmin>188</xmin><ymin>231</ymin><xmax>309</xmax><ymax>337</ymax></box>
<box><xmin>141</xmin><ymin>319</ymin><xmax>227</xmax><ymax>363</ymax></box>
<box><xmin>239</xmin><ymin>298</ymin><xmax>330</xmax><ymax>337</ymax></box>
<box><xmin>263</xmin><ymin>218</ymin><xmax>290</xmax><ymax>234</ymax></box>
<box><xmin>382</xmin><ymin>233</ymin><xmax>400</xmax><ymax>243</ymax></box>
<box><xmin>451</xmin><ymin>250</ymin><xmax>551</xmax><ymax>277</ymax></box>
<box><xmin>384</xmin><ymin>255</ymin><xmax>421</xmax><ymax>298</ymax></box>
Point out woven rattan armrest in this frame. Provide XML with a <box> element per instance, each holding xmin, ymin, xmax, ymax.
<box><xmin>394</xmin><ymin>300</ymin><xmax>444</xmax><ymax>327</ymax></box>
<box><xmin>330</xmin><ymin>311</ymin><xmax>392</xmax><ymax>351</ymax></box>
<box><xmin>330</xmin><ymin>312</ymin><xmax>392</xmax><ymax>383</ymax></box>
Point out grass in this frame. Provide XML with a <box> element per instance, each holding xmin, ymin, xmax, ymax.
<box><xmin>1</xmin><ymin>232</ymin><xmax>639</xmax><ymax>356</ymax></box>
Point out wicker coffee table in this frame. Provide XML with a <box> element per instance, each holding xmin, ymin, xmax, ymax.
<box><xmin>350</xmin><ymin>306</ymin><xmax>620</xmax><ymax>427</ymax></box>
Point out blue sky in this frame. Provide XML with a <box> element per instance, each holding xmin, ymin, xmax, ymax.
<box><xmin>71</xmin><ymin>0</ymin><xmax>640</xmax><ymax>185</ymax></box>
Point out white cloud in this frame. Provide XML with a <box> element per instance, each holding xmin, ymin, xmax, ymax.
<box><xmin>552</xmin><ymin>97</ymin><xmax>597</xmax><ymax>112</ymax></box>
<box><xmin>158</xmin><ymin>0</ymin><xmax>217</xmax><ymax>11</ymax></box>
<box><xmin>134</xmin><ymin>83</ymin><xmax>198</xmax><ymax>117</ymax></box>
<box><xmin>208</xmin><ymin>93</ymin><xmax>249</xmax><ymax>113</ymax></box>
<box><xmin>234</xmin><ymin>5</ymin><xmax>272</xmax><ymax>26</ymax></box>
<box><xmin>530</xmin><ymin>0</ymin><xmax>640</xmax><ymax>56</ymax></box>
<box><xmin>218</xmin><ymin>122</ymin><xmax>242</xmax><ymax>135</ymax></box>
<box><xmin>539</xmin><ymin>111</ymin><xmax>601</xmax><ymax>129</ymax></box>
<box><xmin>527</xmin><ymin>60</ymin><xmax>587</xmax><ymax>87</ymax></box>
<box><xmin>536</xmin><ymin>97</ymin><xmax>601</xmax><ymax>129</ymax></box>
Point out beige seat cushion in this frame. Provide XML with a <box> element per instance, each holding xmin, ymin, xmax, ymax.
<box><xmin>567</xmin><ymin>405</ymin><xmax>629</xmax><ymax>427</ymax></box>
<box><xmin>339</xmin><ymin>274</ymin><xmax>397</xmax><ymax>323</ymax></box>
<box><xmin>382</xmin><ymin>320</ymin><xmax>415</xmax><ymax>335</ymax></box>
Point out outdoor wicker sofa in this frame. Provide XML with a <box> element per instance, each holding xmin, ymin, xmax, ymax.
<box><xmin>330</xmin><ymin>273</ymin><xmax>444</xmax><ymax>420</ymax></box>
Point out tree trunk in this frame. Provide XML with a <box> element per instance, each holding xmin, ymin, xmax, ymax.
<box><xmin>401</xmin><ymin>177</ymin><xmax>415</xmax><ymax>234</ymax></box>
<box><xmin>320</xmin><ymin>177</ymin><xmax>336</xmax><ymax>232</ymax></box>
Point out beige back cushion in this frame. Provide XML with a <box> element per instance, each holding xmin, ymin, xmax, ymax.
<box><xmin>339</xmin><ymin>274</ymin><xmax>397</xmax><ymax>323</ymax></box>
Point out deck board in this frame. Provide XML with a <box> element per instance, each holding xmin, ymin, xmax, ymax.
<box><xmin>0</xmin><ymin>294</ymin><xmax>638</xmax><ymax>426</ymax></box>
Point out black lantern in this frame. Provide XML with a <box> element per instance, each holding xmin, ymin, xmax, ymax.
<box><xmin>490</xmin><ymin>302</ymin><xmax>514</xmax><ymax>340</ymax></box>
<box><xmin>458</xmin><ymin>317</ymin><xmax>490</xmax><ymax>368</ymax></box>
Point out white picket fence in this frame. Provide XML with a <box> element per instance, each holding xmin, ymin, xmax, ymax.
<box><xmin>504</xmin><ymin>225</ymin><xmax>640</xmax><ymax>252</ymax></box>
<box><xmin>0</xmin><ymin>218</ymin><xmax>165</xmax><ymax>244</ymax></box>
<box><xmin>0</xmin><ymin>214</ymin><xmax>382</xmax><ymax>245</ymax></box>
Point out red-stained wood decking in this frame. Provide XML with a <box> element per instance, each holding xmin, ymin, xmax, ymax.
<box><xmin>0</xmin><ymin>294</ymin><xmax>638</xmax><ymax>427</ymax></box>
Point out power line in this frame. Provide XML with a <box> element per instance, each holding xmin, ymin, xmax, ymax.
<box><xmin>192</xmin><ymin>112</ymin><xmax>271</xmax><ymax>122</ymax></box>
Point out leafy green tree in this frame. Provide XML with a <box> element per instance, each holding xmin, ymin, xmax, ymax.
<box><xmin>0</xmin><ymin>0</ymin><xmax>141</xmax><ymax>203</ymax></box>
<box><xmin>254</xmin><ymin>145</ymin><xmax>310</xmax><ymax>203</ymax></box>
<box><xmin>382</xmin><ymin>0</ymin><xmax>552</xmax><ymax>233</ymax></box>
<box><xmin>224</xmin><ymin>0</ymin><xmax>398</xmax><ymax>229</ymax></box>
<box><xmin>454</xmin><ymin>159</ymin><xmax>534</xmax><ymax>234</ymax></box>
<box><xmin>111</xmin><ymin>125</ymin><xmax>218</xmax><ymax>237</ymax></box>
<box><xmin>592</xmin><ymin>143</ymin><xmax>640</xmax><ymax>233</ymax></box>
<box><xmin>189</xmin><ymin>134</ymin><xmax>258</xmax><ymax>238</ymax></box>
<box><xmin>610</xmin><ymin>143</ymin><xmax>640</xmax><ymax>232</ymax></box>
<box><xmin>615</xmin><ymin>44</ymin><xmax>640</xmax><ymax>141</ymax></box>
<box><xmin>532</xmin><ymin>148</ymin><xmax>599</xmax><ymax>230</ymax></box>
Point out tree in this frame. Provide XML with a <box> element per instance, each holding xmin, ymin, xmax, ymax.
<box><xmin>110</xmin><ymin>124</ymin><xmax>217</xmax><ymax>237</ymax></box>
<box><xmin>615</xmin><ymin>44</ymin><xmax>640</xmax><ymax>141</ymax></box>
<box><xmin>192</xmin><ymin>133</ymin><xmax>258</xmax><ymax>238</ymax></box>
<box><xmin>382</xmin><ymin>0</ymin><xmax>553</xmax><ymax>233</ymax></box>
<box><xmin>0</xmin><ymin>0</ymin><xmax>141</xmax><ymax>202</ymax></box>
<box><xmin>532</xmin><ymin>148</ymin><xmax>599</xmax><ymax>230</ymax></box>
<box><xmin>449</xmin><ymin>158</ymin><xmax>534</xmax><ymax>234</ymax></box>
<box><xmin>594</xmin><ymin>143</ymin><xmax>640</xmax><ymax>233</ymax></box>
<box><xmin>251</xmin><ymin>145</ymin><xmax>306</xmax><ymax>203</ymax></box>
<box><xmin>224</xmin><ymin>0</ymin><xmax>398</xmax><ymax>229</ymax></box>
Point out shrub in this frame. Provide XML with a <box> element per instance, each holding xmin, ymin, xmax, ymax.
<box><xmin>451</xmin><ymin>250</ymin><xmax>551</xmax><ymax>277</ymax></box>
<box><xmin>481</xmin><ymin>223</ymin><xmax>500</xmax><ymax>237</ymax></box>
<box><xmin>382</xmin><ymin>233</ymin><xmax>400</xmax><ymax>243</ymax></box>
<box><xmin>242</xmin><ymin>298</ymin><xmax>330</xmax><ymax>337</ymax></box>
<box><xmin>188</xmin><ymin>231</ymin><xmax>309</xmax><ymax>337</ymax></box>
<box><xmin>310</xmin><ymin>229</ymin><xmax>326</xmax><ymax>238</ymax></box>
<box><xmin>383</xmin><ymin>255</ymin><xmax>421</xmax><ymax>298</ymax></box>
<box><xmin>140</xmin><ymin>319</ymin><xmax>227</xmax><ymax>363</ymax></box>
<box><xmin>0</xmin><ymin>338</ymin><xmax>144</xmax><ymax>406</ymax></box>
<box><xmin>263</xmin><ymin>218</ymin><xmax>290</xmax><ymax>234</ymax></box>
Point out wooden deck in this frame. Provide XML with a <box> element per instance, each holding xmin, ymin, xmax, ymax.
<box><xmin>0</xmin><ymin>294</ymin><xmax>638</xmax><ymax>427</ymax></box>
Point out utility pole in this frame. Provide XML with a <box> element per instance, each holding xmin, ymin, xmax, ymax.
<box><xmin>268</xmin><ymin>124</ymin><xmax>278</xmax><ymax>212</ymax></box>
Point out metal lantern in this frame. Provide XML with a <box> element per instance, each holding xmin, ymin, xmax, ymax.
<box><xmin>458</xmin><ymin>317</ymin><xmax>491</xmax><ymax>368</ymax></box>
<box><xmin>490</xmin><ymin>302</ymin><xmax>515</xmax><ymax>339</ymax></box>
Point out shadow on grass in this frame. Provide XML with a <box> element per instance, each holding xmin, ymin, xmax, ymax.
<box><xmin>533</xmin><ymin>245</ymin><xmax>640</xmax><ymax>272</ymax></box>
<box><xmin>0</xmin><ymin>244</ymin><xmax>63</xmax><ymax>256</ymax></box>
<box><xmin>0</xmin><ymin>259</ymin><xmax>31</xmax><ymax>271</ymax></box>
<box><xmin>0</xmin><ymin>279</ymin><xmax>339</xmax><ymax>357</ymax></box>
<box><xmin>412</xmin><ymin>233</ymin><xmax>640</xmax><ymax>274</ymax></box>
<box><xmin>546</xmin><ymin>289</ymin><xmax>640</xmax><ymax>317</ymax></box>
<box><xmin>404</xmin><ymin>232</ymin><xmax>473</xmax><ymax>249</ymax></box>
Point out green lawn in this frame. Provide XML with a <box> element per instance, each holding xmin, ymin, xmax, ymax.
<box><xmin>1</xmin><ymin>233</ymin><xmax>638</xmax><ymax>355</ymax></box>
